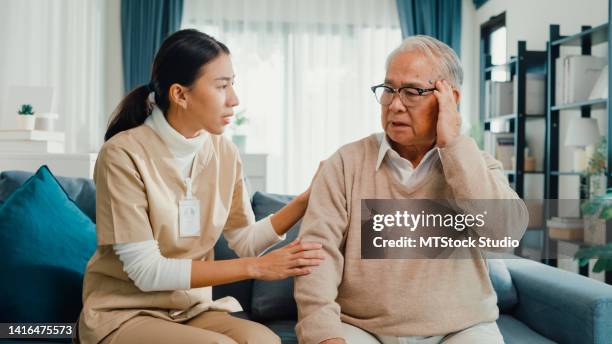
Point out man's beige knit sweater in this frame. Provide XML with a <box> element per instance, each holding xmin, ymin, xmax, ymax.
<box><xmin>294</xmin><ymin>134</ymin><xmax>528</xmax><ymax>344</ymax></box>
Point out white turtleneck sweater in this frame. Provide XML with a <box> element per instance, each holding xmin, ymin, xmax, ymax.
<box><xmin>113</xmin><ymin>107</ymin><xmax>284</xmax><ymax>292</ymax></box>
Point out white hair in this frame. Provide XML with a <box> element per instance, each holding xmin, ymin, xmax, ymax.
<box><xmin>386</xmin><ymin>35</ymin><xmax>463</xmax><ymax>88</ymax></box>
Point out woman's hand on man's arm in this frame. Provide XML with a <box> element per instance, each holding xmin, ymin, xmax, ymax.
<box><xmin>190</xmin><ymin>239</ymin><xmax>323</xmax><ymax>288</ymax></box>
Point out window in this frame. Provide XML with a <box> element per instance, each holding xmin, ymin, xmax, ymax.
<box><xmin>182</xmin><ymin>0</ymin><xmax>402</xmax><ymax>193</ymax></box>
<box><xmin>481</xmin><ymin>12</ymin><xmax>508</xmax><ymax>81</ymax></box>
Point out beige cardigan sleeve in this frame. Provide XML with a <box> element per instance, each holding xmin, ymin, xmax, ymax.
<box><xmin>294</xmin><ymin>152</ymin><xmax>349</xmax><ymax>344</ymax></box>
<box><xmin>438</xmin><ymin>135</ymin><xmax>528</xmax><ymax>242</ymax></box>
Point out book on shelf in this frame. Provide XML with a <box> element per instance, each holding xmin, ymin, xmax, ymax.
<box><xmin>588</xmin><ymin>65</ymin><xmax>608</xmax><ymax>100</ymax></box>
<box><xmin>513</xmin><ymin>73</ymin><xmax>545</xmax><ymax>114</ymax></box>
<box><xmin>555</xmin><ymin>55</ymin><xmax>607</xmax><ymax>105</ymax></box>
<box><xmin>547</xmin><ymin>217</ymin><xmax>584</xmax><ymax>241</ymax></box>
<box><xmin>495</xmin><ymin>134</ymin><xmax>515</xmax><ymax>171</ymax></box>
<box><xmin>485</xmin><ymin>80</ymin><xmax>514</xmax><ymax>118</ymax></box>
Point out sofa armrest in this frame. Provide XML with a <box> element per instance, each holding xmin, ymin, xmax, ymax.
<box><xmin>504</xmin><ymin>258</ymin><xmax>612</xmax><ymax>344</ymax></box>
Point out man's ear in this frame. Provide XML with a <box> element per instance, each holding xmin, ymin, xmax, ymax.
<box><xmin>453</xmin><ymin>88</ymin><xmax>461</xmax><ymax>105</ymax></box>
<box><xmin>168</xmin><ymin>83</ymin><xmax>188</xmax><ymax>110</ymax></box>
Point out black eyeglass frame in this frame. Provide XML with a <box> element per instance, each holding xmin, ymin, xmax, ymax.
<box><xmin>370</xmin><ymin>84</ymin><xmax>436</xmax><ymax>105</ymax></box>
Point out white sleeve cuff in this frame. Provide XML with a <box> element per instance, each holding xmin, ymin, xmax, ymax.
<box><xmin>114</xmin><ymin>240</ymin><xmax>191</xmax><ymax>292</ymax></box>
<box><xmin>224</xmin><ymin>215</ymin><xmax>286</xmax><ymax>258</ymax></box>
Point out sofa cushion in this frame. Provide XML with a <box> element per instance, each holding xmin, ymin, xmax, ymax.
<box><xmin>262</xmin><ymin>319</ymin><xmax>298</xmax><ymax>344</ymax></box>
<box><xmin>497</xmin><ymin>314</ymin><xmax>555</xmax><ymax>344</ymax></box>
<box><xmin>0</xmin><ymin>166</ymin><xmax>97</xmax><ymax>323</ymax></box>
<box><xmin>487</xmin><ymin>259</ymin><xmax>518</xmax><ymax>312</ymax></box>
<box><xmin>0</xmin><ymin>170</ymin><xmax>96</xmax><ymax>223</ymax></box>
<box><xmin>250</xmin><ymin>192</ymin><xmax>300</xmax><ymax>321</ymax></box>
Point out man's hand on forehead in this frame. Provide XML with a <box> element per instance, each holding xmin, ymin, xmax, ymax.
<box><xmin>433</xmin><ymin>79</ymin><xmax>461</xmax><ymax>148</ymax></box>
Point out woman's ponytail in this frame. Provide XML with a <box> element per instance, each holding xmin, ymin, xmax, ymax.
<box><xmin>104</xmin><ymin>29</ymin><xmax>229</xmax><ymax>142</ymax></box>
<box><xmin>104</xmin><ymin>84</ymin><xmax>153</xmax><ymax>141</ymax></box>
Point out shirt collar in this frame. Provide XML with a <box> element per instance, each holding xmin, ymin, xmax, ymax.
<box><xmin>375</xmin><ymin>133</ymin><xmax>440</xmax><ymax>171</ymax></box>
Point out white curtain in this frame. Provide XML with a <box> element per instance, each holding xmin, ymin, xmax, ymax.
<box><xmin>183</xmin><ymin>0</ymin><xmax>402</xmax><ymax>194</ymax></box>
<box><xmin>0</xmin><ymin>0</ymin><xmax>120</xmax><ymax>154</ymax></box>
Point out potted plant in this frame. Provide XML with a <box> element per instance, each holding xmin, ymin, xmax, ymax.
<box><xmin>16</xmin><ymin>104</ymin><xmax>36</xmax><ymax>130</ymax></box>
<box><xmin>582</xmin><ymin>137</ymin><xmax>607</xmax><ymax>198</ymax></box>
<box><xmin>575</xmin><ymin>190</ymin><xmax>612</xmax><ymax>273</ymax></box>
<box><xmin>231</xmin><ymin>109</ymin><xmax>248</xmax><ymax>153</ymax></box>
<box><xmin>579</xmin><ymin>137</ymin><xmax>608</xmax><ymax>245</ymax></box>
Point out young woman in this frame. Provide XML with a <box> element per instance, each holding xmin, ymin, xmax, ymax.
<box><xmin>78</xmin><ymin>29</ymin><xmax>324</xmax><ymax>344</ymax></box>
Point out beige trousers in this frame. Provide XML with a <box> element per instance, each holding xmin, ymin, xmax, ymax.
<box><xmin>342</xmin><ymin>321</ymin><xmax>504</xmax><ymax>344</ymax></box>
<box><xmin>98</xmin><ymin>311</ymin><xmax>280</xmax><ymax>344</ymax></box>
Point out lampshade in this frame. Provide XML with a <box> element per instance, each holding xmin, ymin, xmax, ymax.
<box><xmin>564</xmin><ymin>117</ymin><xmax>600</xmax><ymax>147</ymax></box>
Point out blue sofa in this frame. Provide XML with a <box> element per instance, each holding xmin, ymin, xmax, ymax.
<box><xmin>1</xmin><ymin>169</ymin><xmax>612</xmax><ymax>344</ymax></box>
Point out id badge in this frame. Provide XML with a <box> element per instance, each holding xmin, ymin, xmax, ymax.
<box><xmin>179</xmin><ymin>198</ymin><xmax>201</xmax><ymax>237</ymax></box>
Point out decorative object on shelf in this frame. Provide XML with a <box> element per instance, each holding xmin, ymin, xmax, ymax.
<box><xmin>581</xmin><ymin>185</ymin><xmax>611</xmax><ymax>246</ymax></box>
<box><xmin>524</xmin><ymin>147</ymin><xmax>536</xmax><ymax>172</ymax></box>
<box><xmin>547</xmin><ymin>217</ymin><xmax>584</xmax><ymax>241</ymax></box>
<box><xmin>230</xmin><ymin>108</ymin><xmax>248</xmax><ymax>154</ymax></box>
<box><xmin>564</xmin><ymin>117</ymin><xmax>600</xmax><ymax>172</ymax></box>
<box><xmin>495</xmin><ymin>135</ymin><xmax>514</xmax><ymax>171</ymax></box>
<box><xmin>35</xmin><ymin>112</ymin><xmax>59</xmax><ymax>131</ymax></box>
<box><xmin>583</xmin><ymin>136</ymin><xmax>608</xmax><ymax>198</ymax></box>
<box><xmin>16</xmin><ymin>104</ymin><xmax>36</xmax><ymax>130</ymax></box>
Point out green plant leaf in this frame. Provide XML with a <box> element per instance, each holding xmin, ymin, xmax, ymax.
<box><xmin>577</xmin><ymin>257</ymin><xmax>590</xmax><ymax>267</ymax></box>
<box><xmin>592</xmin><ymin>258</ymin><xmax>610</xmax><ymax>273</ymax></box>
<box><xmin>581</xmin><ymin>200</ymin><xmax>601</xmax><ymax>215</ymax></box>
<box><xmin>600</xmin><ymin>206</ymin><xmax>612</xmax><ymax>220</ymax></box>
<box><xmin>575</xmin><ymin>243</ymin><xmax>612</xmax><ymax>272</ymax></box>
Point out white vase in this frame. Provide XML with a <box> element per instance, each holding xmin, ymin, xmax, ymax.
<box><xmin>589</xmin><ymin>174</ymin><xmax>607</xmax><ymax>198</ymax></box>
<box><xmin>35</xmin><ymin>112</ymin><xmax>58</xmax><ymax>131</ymax></box>
<box><xmin>16</xmin><ymin>115</ymin><xmax>36</xmax><ymax>130</ymax></box>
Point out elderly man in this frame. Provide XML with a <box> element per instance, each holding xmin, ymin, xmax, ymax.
<box><xmin>294</xmin><ymin>35</ymin><xmax>527</xmax><ymax>344</ymax></box>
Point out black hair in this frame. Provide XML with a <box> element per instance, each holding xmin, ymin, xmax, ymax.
<box><xmin>104</xmin><ymin>29</ymin><xmax>230</xmax><ymax>141</ymax></box>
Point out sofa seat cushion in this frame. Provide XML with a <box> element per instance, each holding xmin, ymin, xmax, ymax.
<box><xmin>0</xmin><ymin>166</ymin><xmax>97</xmax><ymax>323</ymax></box>
<box><xmin>497</xmin><ymin>315</ymin><xmax>555</xmax><ymax>344</ymax></box>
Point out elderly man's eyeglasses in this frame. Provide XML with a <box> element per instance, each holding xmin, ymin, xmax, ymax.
<box><xmin>371</xmin><ymin>84</ymin><xmax>436</xmax><ymax>106</ymax></box>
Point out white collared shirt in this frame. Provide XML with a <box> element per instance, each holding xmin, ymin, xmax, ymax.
<box><xmin>375</xmin><ymin>133</ymin><xmax>441</xmax><ymax>188</ymax></box>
